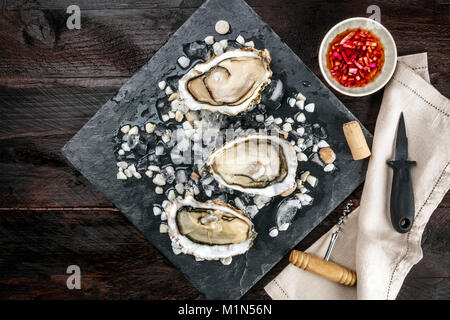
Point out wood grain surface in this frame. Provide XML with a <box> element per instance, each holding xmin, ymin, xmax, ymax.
<box><xmin>0</xmin><ymin>0</ymin><xmax>449</xmax><ymax>300</ymax></box>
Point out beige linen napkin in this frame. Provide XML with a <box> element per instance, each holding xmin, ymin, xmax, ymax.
<box><xmin>265</xmin><ymin>53</ymin><xmax>450</xmax><ymax>300</ymax></box>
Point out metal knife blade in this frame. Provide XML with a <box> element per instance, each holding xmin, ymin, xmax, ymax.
<box><xmin>395</xmin><ymin>113</ymin><xmax>408</xmax><ymax>160</ymax></box>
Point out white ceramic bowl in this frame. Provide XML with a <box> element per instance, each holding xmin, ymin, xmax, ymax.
<box><xmin>318</xmin><ymin>17</ymin><xmax>397</xmax><ymax>97</ymax></box>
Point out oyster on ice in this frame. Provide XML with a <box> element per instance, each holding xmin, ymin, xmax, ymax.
<box><xmin>205</xmin><ymin>133</ymin><xmax>298</xmax><ymax>197</ymax></box>
<box><xmin>178</xmin><ymin>48</ymin><xmax>272</xmax><ymax>116</ymax></box>
<box><xmin>167</xmin><ymin>197</ymin><xmax>257</xmax><ymax>261</ymax></box>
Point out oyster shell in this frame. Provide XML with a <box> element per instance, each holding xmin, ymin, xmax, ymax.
<box><xmin>167</xmin><ymin>197</ymin><xmax>257</xmax><ymax>260</ymax></box>
<box><xmin>178</xmin><ymin>48</ymin><xmax>272</xmax><ymax>116</ymax></box>
<box><xmin>205</xmin><ymin>133</ymin><xmax>298</xmax><ymax>197</ymax></box>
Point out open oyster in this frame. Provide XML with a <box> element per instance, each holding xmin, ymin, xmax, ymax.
<box><xmin>167</xmin><ymin>197</ymin><xmax>257</xmax><ymax>261</ymax></box>
<box><xmin>205</xmin><ymin>133</ymin><xmax>298</xmax><ymax>197</ymax></box>
<box><xmin>178</xmin><ymin>48</ymin><xmax>272</xmax><ymax>116</ymax></box>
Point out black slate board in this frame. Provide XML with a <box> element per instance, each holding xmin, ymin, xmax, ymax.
<box><xmin>62</xmin><ymin>0</ymin><xmax>372</xmax><ymax>300</ymax></box>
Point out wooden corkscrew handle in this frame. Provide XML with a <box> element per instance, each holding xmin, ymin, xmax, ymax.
<box><xmin>289</xmin><ymin>250</ymin><xmax>357</xmax><ymax>286</ymax></box>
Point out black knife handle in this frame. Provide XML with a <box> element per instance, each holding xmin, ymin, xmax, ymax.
<box><xmin>387</xmin><ymin>160</ymin><xmax>416</xmax><ymax>233</ymax></box>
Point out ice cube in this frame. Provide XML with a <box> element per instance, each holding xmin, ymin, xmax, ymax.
<box><xmin>276</xmin><ymin>198</ymin><xmax>300</xmax><ymax>230</ymax></box>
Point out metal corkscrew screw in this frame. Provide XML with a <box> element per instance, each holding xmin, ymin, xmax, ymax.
<box><xmin>324</xmin><ymin>201</ymin><xmax>354</xmax><ymax>261</ymax></box>
<box><xmin>289</xmin><ymin>200</ymin><xmax>357</xmax><ymax>286</ymax></box>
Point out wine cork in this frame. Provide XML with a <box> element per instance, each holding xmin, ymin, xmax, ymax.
<box><xmin>289</xmin><ymin>250</ymin><xmax>357</xmax><ymax>286</ymax></box>
<box><xmin>343</xmin><ymin>121</ymin><xmax>371</xmax><ymax>160</ymax></box>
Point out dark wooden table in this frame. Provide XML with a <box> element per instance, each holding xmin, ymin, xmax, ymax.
<box><xmin>0</xmin><ymin>0</ymin><xmax>448</xmax><ymax>300</ymax></box>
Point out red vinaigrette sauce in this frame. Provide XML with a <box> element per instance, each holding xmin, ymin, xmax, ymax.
<box><xmin>326</xmin><ymin>28</ymin><xmax>385</xmax><ymax>88</ymax></box>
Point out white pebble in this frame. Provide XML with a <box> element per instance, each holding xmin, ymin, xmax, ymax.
<box><xmin>204</xmin><ymin>35</ymin><xmax>214</xmax><ymax>45</ymax></box>
<box><xmin>244</xmin><ymin>41</ymin><xmax>255</xmax><ymax>48</ymax></box>
<box><xmin>297</xmin><ymin>193</ymin><xmax>313</xmax><ymax>206</ymax></box>
<box><xmin>215</xmin><ymin>20</ymin><xmax>230</xmax><ymax>35</ymax></box>
<box><xmin>285</xmin><ymin>117</ymin><xmax>294</xmax><ymax>123</ymax></box>
<box><xmin>296</xmin><ymin>100</ymin><xmax>304</xmax><ymax>110</ymax></box>
<box><xmin>306</xmin><ymin>175</ymin><xmax>318</xmax><ymax>187</ymax></box>
<box><xmin>145</xmin><ymin>122</ymin><xmax>156</xmax><ymax>134</ymax></box>
<box><xmin>300</xmin><ymin>171</ymin><xmax>310</xmax><ymax>182</ymax></box>
<box><xmin>297</xmin><ymin>152</ymin><xmax>308</xmax><ymax>162</ymax></box>
<box><xmin>305</xmin><ymin>103</ymin><xmax>315</xmax><ymax>113</ymax></box>
<box><xmin>133</xmin><ymin>172</ymin><xmax>142</xmax><ymax>179</ymax></box>
<box><xmin>167</xmin><ymin>189</ymin><xmax>176</xmax><ymax>201</ymax></box>
<box><xmin>175</xmin><ymin>183</ymin><xmax>184</xmax><ymax>194</ymax></box>
<box><xmin>145</xmin><ymin>170</ymin><xmax>153</xmax><ymax>178</ymax></box>
<box><xmin>296</xmin><ymin>113</ymin><xmax>306</xmax><ymax>123</ymax></box>
<box><xmin>148</xmin><ymin>165</ymin><xmax>160</xmax><ymax>172</ymax></box>
<box><xmin>312</xmin><ymin>144</ymin><xmax>319</xmax><ymax>153</ymax></box>
<box><xmin>128</xmin><ymin>164</ymin><xmax>137</xmax><ymax>174</ymax></box>
<box><xmin>124</xmin><ymin>169</ymin><xmax>132</xmax><ymax>178</ymax></box>
<box><xmin>120</xmin><ymin>125</ymin><xmax>130</xmax><ymax>134</ymax></box>
<box><xmin>168</xmin><ymin>111</ymin><xmax>175</xmax><ymax>119</ymax></box>
<box><xmin>172</xmin><ymin>242</ymin><xmax>182</xmax><ymax>255</ymax></box>
<box><xmin>153</xmin><ymin>174</ymin><xmax>166</xmax><ymax>186</ymax></box>
<box><xmin>118</xmin><ymin>149</ymin><xmax>125</xmax><ymax>156</ymax></box>
<box><xmin>324</xmin><ymin>164</ymin><xmax>335</xmax><ymax>172</ymax></box>
<box><xmin>162</xmin><ymin>114</ymin><xmax>170</xmax><ymax>122</ymax></box>
<box><xmin>160</xmin><ymin>211</ymin><xmax>167</xmax><ymax>221</ymax></box>
<box><xmin>117</xmin><ymin>171</ymin><xmax>127</xmax><ymax>180</ymax></box>
<box><xmin>213</xmin><ymin>42</ymin><xmax>224</xmax><ymax>55</ymax></box>
<box><xmin>153</xmin><ymin>207</ymin><xmax>162</xmax><ymax>216</ymax></box>
<box><xmin>236</xmin><ymin>35</ymin><xmax>245</xmax><ymax>45</ymax></box>
<box><xmin>297</xmin><ymin>138</ymin><xmax>305</xmax><ymax>145</ymax></box>
<box><xmin>165</xmin><ymin>166</ymin><xmax>175</xmax><ymax>175</ymax></box>
<box><xmin>117</xmin><ymin>161</ymin><xmax>128</xmax><ymax>169</ymax></box>
<box><xmin>300</xmin><ymin>186</ymin><xmax>309</xmax><ymax>194</ymax></box>
<box><xmin>264</xmin><ymin>115</ymin><xmax>274</xmax><ymax>125</ymax></box>
<box><xmin>219</xmin><ymin>39</ymin><xmax>228</xmax><ymax>49</ymax></box>
<box><xmin>121</xmin><ymin>143</ymin><xmax>131</xmax><ymax>152</ymax></box>
<box><xmin>255</xmin><ymin>114</ymin><xmax>265</xmax><ymax>122</ymax></box>
<box><xmin>155</xmin><ymin>186</ymin><xmax>164</xmax><ymax>194</ymax></box>
<box><xmin>165</xmin><ymin>86</ymin><xmax>173</xmax><ymax>96</ymax></box>
<box><xmin>296</xmin><ymin>92</ymin><xmax>306</xmax><ymax>101</ymax></box>
<box><xmin>158</xmin><ymin>81</ymin><xmax>166</xmax><ymax>90</ymax></box>
<box><xmin>278</xmin><ymin>223</ymin><xmax>290</xmax><ymax>231</ymax></box>
<box><xmin>129</xmin><ymin>126</ymin><xmax>139</xmax><ymax>135</ymax></box>
<box><xmin>175</xmin><ymin>110</ymin><xmax>184</xmax><ymax>122</ymax></box>
<box><xmin>296</xmin><ymin>127</ymin><xmax>305</xmax><ymax>136</ymax></box>
<box><xmin>177</xmin><ymin>56</ymin><xmax>190</xmax><ymax>69</ymax></box>
<box><xmin>274</xmin><ymin>117</ymin><xmax>283</xmax><ymax>125</ymax></box>
<box><xmin>282</xmin><ymin>123</ymin><xmax>292</xmax><ymax>132</ymax></box>
<box><xmin>220</xmin><ymin>257</ymin><xmax>232</xmax><ymax>265</ymax></box>
<box><xmin>288</xmin><ymin>97</ymin><xmax>296</xmax><ymax>107</ymax></box>
<box><xmin>159</xmin><ymin>224</ymin><xmax>169</xmax><ymax>233</ymax></box>
<box><xmin>161</xmin><ymin>134</ymin><xmax>171</xmax><ymax>144</ymax></box>
<box><xmin>317</xmin><ymin>140</ymin><xmax>329</xmax><ymax>148</ymax></box>
<box><xmin>269</xmin><ymin>227</ymin><xmax>279</xmax><ymax>238</ymax></box>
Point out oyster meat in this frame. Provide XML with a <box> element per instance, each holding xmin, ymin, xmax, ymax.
<box><xmin>167</xmin><ymin>197</ymin><xmax>257</xmax><ymax>260</ymax></box>
<box><xmin>178</xmin><ymin>48</ymin><xmax>272</xmax><ymax>115</ymax></box>
<box><xmin>205</xmin><ymin>133</ymin><xmax>298</xmax><ymax>197</ymax></box>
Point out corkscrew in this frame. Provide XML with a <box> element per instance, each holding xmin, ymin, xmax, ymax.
<box><xmin>289</xmin><ymin>201</ymin><xmax>357</xmax><ymax>286</ymax></box>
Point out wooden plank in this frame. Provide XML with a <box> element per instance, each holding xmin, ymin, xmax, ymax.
<box><xmin>0</xmin><ymin>8</ymin><xmax>196</xmax><ymax>79</ymax></box>
<box><xmin>0</xmin><ymin>1</ymin><xmax>448</xmax><ymax>100</ymax></box>
<box><xmin>0</xmin><ymin>0</ymin><xmax>448</xmax><ymax>300</ymax></box>
<box><xmin>0</xmin><ymin>134</ymin><xmax>112</xmax><ymax>208</ymax></box>
<box><xmin>0</xmin><ymin>206</ymin><xmax>447</xmax><ymax>299</ymax></box>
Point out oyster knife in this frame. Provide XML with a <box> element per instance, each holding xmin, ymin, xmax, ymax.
<box><xmin>387</xmin><ymin>113</ymin><xmax>416</xmax><ymax>233</ymax></box>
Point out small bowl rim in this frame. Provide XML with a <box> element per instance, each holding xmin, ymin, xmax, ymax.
<box><xmin>318</xmin><ymin>17</ymin><xmax>397</xmax><ymax>97</ymax></box>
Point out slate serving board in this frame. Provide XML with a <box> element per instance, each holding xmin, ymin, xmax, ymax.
<box><xmin>62</xmin><ymin>0</ymin><xmax>372</xmax><ymax>299</ymax></box>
